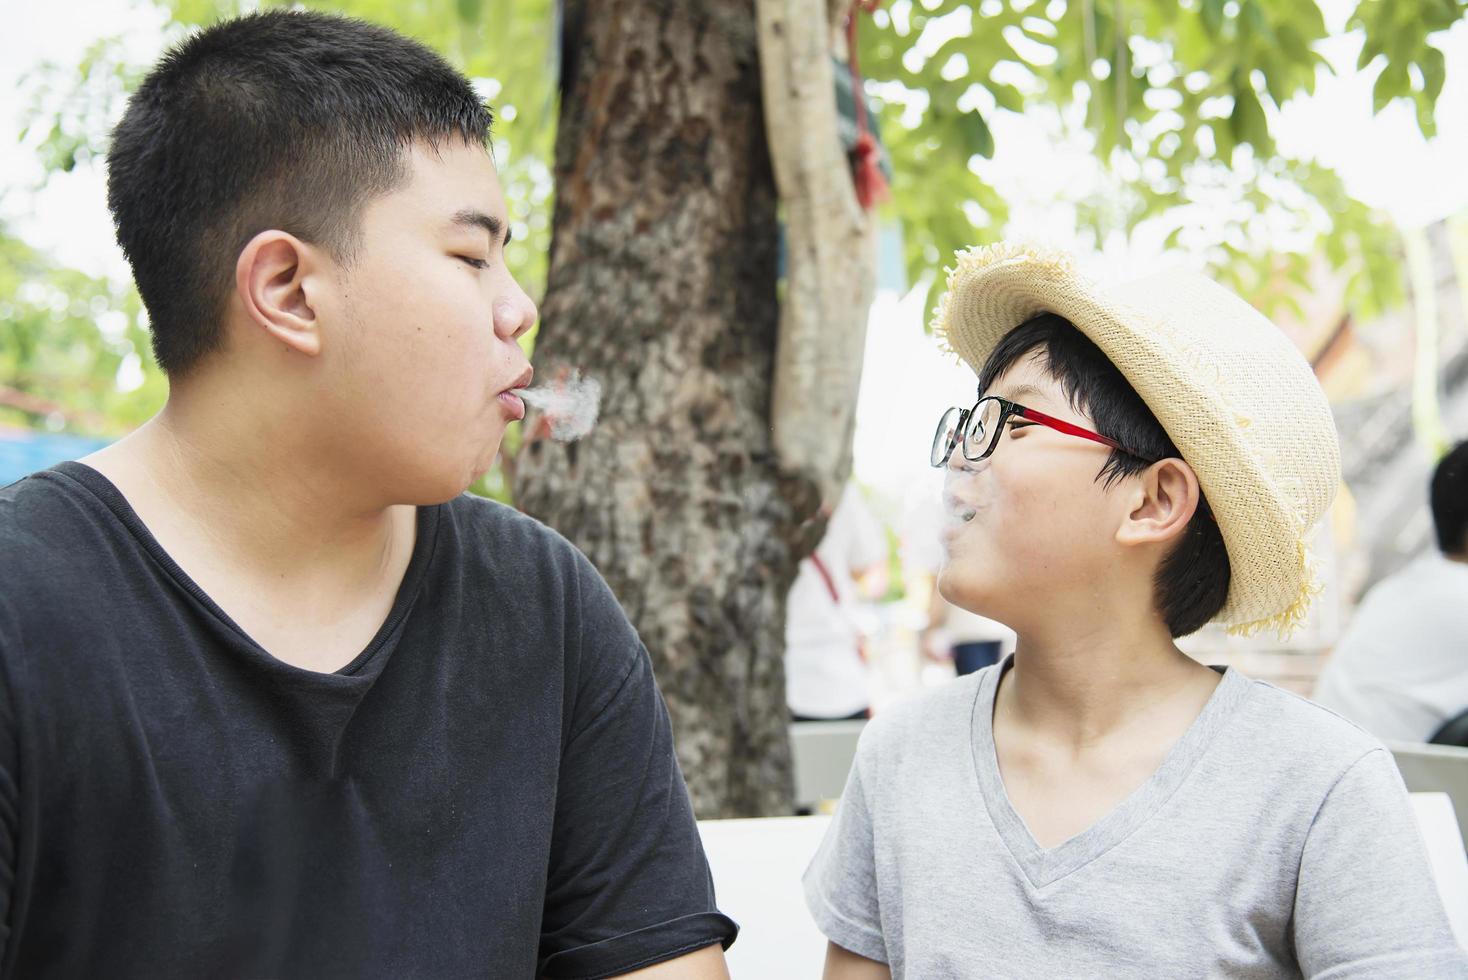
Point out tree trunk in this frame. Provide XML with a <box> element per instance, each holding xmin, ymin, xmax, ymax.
<box><xmin>515</xmin><ymin>0</ymin><xmax>824</xmax><ymax>818</ymax></box>
<box><xmin>758</xmin><ymin>0</ymin><xmax>877</xmax><ymax>506</ymax></box>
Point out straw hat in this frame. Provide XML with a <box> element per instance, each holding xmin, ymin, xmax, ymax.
<box><xmin>932</xmin><ymin>242</ymin><xmax>1341</xmax><ymax>636</ymax></box>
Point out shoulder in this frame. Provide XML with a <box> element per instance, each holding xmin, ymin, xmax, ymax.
<box><xmin>1227</xmin><ymin>672</ymin><xmax>1387</xmax><ymax>780</ymax></box>
<box><xmin>1</xmin><ymin>467</ymin><xmax>94</xmax><ymax>546</ymax></box>
<box><xmin>435</xmin><ymin>494</ymin><xmax>638</xmax><ymax>665</ymax></box>
<box><xmin>432</xmin><ymin>494</ymin><xmax>629</xmax><ymax>641</ymax></box>
<box><xmin>440</xmin><ymin>492</ymin><xmax>577</xmax><ymax>555</ymax></box>
<box><xmin>856</xmin><ymin>671</ymin><xmax>985</xmax><ymax>769</ymax></box>
<box><xmin>0</xmin><ymin>468</ymin><xmax>120</xmax><ymax>679</ymax></box>
<box><xmin>0</xmin><ymin>467</ymin><xmax>113</xmax><ymax>597</ymax></box>
<box><xmin>437</xmin><ymin>493</ymin><xmax>596</xmax><ymax>586</ymax></box>
<box><xmin>867</xmin><ymin>670</ymin><xmax>986</xmax><ymax>732</ymax></box>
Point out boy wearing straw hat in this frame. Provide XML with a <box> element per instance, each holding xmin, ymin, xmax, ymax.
<box><xmin>805</xmin><ymin>243</ymin><xmax>1466</xmax><ymax>978</ymax></box>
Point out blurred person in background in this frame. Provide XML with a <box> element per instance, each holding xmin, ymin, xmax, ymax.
<box><xmin>1314</xmin><ymin>440</ymin><xmax>1468</xmax><ymax>743</ymax></box>
<box><xmin>921</xmin><ymin>594</ymin><xmax>1017</xmax><ymax>676</ymax></box>
<box><xmin>786</xmin><ymin>483</ymin><xmax>886</xmax><ymax>721</ymax></box>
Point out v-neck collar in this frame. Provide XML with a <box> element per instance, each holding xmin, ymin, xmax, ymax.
<box><xmin>970</xmin><ymin>655</ymin><xmax>1251</xmax><ymax>889</ymax></box>
<box><xmin>49</xmin><ymin>460</ymin><xmax>441</xmax><ymax>680</ymax></box>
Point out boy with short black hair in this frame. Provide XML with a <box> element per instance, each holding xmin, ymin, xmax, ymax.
<box><xmin>0</xmin><ymin>11</ymin><xmax>733</xmax><ymax>977</ymax></box>
<box><xmin>805</xmin><ymin>244</ymin><xmax>1465</xmax><ymax>978</ymax></box>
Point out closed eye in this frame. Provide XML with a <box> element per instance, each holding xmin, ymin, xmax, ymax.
<box><xmin>457</xmin><ymin>255</ymin><xmax>489</xmax><ymax>270</ymax></box>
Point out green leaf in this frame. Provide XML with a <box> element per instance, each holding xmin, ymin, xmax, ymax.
<box><xmin>1228</xmin><ymin>76</ymin><xmax>1270</xmax><ymax>153</ymax></box>
<box><xmin>1209</xmin><ymin>118</ymin><xmax>1234</xmax><ymax>161</ymax></box>
<box><xmin>1240</xmin><ymin>1</ymin><xmax>1273</xmax><ymax>45</ymax></box>
<box><xmin>1291</xmin><ymin>0</ymin><xmax>1328</xmax><ymax>41</ymax></box>
<box><xmin>963</xmin><ymin>111</ymin><xmax>996</xmax><ymax>159</ymax></box>
<box><xmin>1201</xmin><ymin>0</ymin><xmax>1225</xmax><ymax>37</ymax></box>
<box><xmin>1416</xmin><ymin>98</ymin><xmax>1438</xmax><ymax>139</ymax></box>
<box><xmin>1356</xmin><ymin>36</ymin><xmax>1384</xmax><ymax>71</ymax></box>
<box><xmin>1276</xmin><ymin>26</ymin><xmax>1314</xmax><ymax>72</ymax></box>
<box><xmin>987</xmin><ymin>81</ymin><xmax>1024</xmax><ymax>114</ymax></box>
<box><xmin>1372</xmin><ymin>63</ymin><xmax>1406</xmax><ymax>114</ymax></box>
<box><xmin>455</xmin><ymin>0</ymin><xmax>481</xmax><ymax>23</ymax></box>
<box><xmin>1421</xmin><ymin>44</ymin><xmax>1447</xmax><ymax>104</ymax></box>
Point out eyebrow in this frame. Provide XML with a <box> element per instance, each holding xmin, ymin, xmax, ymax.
<box><xmin>987</xmin><ymin>383</ymin><xmax>1047</xmax><ymax>403</ymax></box>
<box><xmin>450</xmin><ymin>208</ymin><xmax>513</xmax><ymax>247</ymax></box>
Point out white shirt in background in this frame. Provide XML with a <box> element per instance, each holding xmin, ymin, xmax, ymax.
<box><xmin>1313</xmin><ymin>552</ymin><xmax>1468</xmax><ymax>742</ymax></box>
<box><xmin>785</xmin><ymin>485</ymin><xmax>886</xmax><ymax>718</ymax></box>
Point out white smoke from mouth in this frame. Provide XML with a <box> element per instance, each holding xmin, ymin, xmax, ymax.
<box><xmin>519</xmin><ymin>371</ymin><xmax>602</xmax><ymax>442</ymax></box>
<box><xmin>942</xmin><ymin>488</ymin><xmax>979</xmax><ymax>526</ymax></box>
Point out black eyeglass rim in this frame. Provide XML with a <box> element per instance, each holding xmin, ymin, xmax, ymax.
<box><xmin>930</xmin><ymin>395</ymin><xmax>1161</xmax><ymax>468</ymax></box>
<box><xmin>930</xmin><ymin>401</ymin><xmax>1005</xmax><ymax>467</ymax></box>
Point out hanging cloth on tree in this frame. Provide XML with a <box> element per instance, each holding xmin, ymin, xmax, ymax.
<box><xmin>844</xmin><ymin>0</ymin><xmax>889</xmax><ymax>209</ymax></box>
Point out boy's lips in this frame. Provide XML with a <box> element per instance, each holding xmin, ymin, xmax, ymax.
<box><xmin>502</xmin><ymin>365</ymin><xmax>534</xmax><ymax>392</ymax></box>
<box><xmin>496</xmin><ymin>366</ymin><xmax>533</xmax><ymax>421</ymax></box>
<box><xmin>941</xmin><ymin>493</ymin><xmax>981</xmax><ymax>548</ymax></box>
<box><xmin>942</xmin><ymin>491</ymin><xmax>980</xmax><ymax>524</ymax></box>
<box><xmin>497</xmin><ymin>391</ymin><xmax>526</xmax><ymax>420</ymax></box>
<box><xmin>941</xmin><ymin>516</ymin><xmax>974</xmax><ymax>547</ymax></box>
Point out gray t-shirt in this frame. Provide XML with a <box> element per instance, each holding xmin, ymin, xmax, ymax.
<box><xmin>804</xmin><ymin>660</ymin><xmax>1466</xmax><ymax>978</ymax></box>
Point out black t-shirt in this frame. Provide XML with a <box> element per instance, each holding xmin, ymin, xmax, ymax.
<box><xmin>0</xmin><ymin>462</ymin><xmax>736</xmax><ymax>978</ymax></box>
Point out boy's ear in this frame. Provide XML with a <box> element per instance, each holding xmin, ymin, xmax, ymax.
<box><xmin>233</xmin><ymin>229</ymin><xmax>325</xmax><ymax>358</ymax></box>
<box><xmin>1115</xmin><ymin>458</ymin><xmax>1200</xmax><ymax>549</ymax></box>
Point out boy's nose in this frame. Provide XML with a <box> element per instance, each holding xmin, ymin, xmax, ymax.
<box><xmin>943</xmin><ymin>457</ymin><xmax>987</xmax><ymax>502</ymax></box>
<box><xmin>946</xmin><ymin>447</ymin><xmax>984</xmax><ymax>476</ymax></box>
<box><xmin>493</xmin><ymin>294</ymin><xmax>537</xmax><ymax>341</ymax></box>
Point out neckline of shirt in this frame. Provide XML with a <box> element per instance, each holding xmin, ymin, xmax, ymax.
<box><xmin>45</xmin><ymin>460</ymin><xmax>443</xmax><ymax>681</ymax></box>
<box><xmin>968</xmin><ymin>653</ymin><xmax>1253</xmax><ymax>889</ymax></box>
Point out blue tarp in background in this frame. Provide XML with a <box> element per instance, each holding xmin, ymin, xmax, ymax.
<box><xmin>0</xmin><ymin>429</ymin><xmax>112</xmax><ymax>486</ymax></box>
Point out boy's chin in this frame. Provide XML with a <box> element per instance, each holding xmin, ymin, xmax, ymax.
<box><xmin>461</xmin><ymin>435</ymin><xmax>506</xmax><ymax>485</ymax></box>
<box><xmin>384</xmin><ymin>454</ymin><xmax>496</xmax><ymax>506</ymax></box>
<box><xmin>937</xmin><ymin>566</ymin><xmax>1004</xmax><ymax>619</ymax></box>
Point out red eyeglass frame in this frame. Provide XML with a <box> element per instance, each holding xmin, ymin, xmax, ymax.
<box><xmin>933</xmin><ymin>395</ymin><xmax>1163</xmax><ymax>467</ymax></box>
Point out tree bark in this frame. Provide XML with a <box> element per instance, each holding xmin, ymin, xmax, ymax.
<box><xmin>516</xmin><ymin>0</ymin><xmax>823</xmax><ymax>818</ymax></box>
<box><xmin>758</xmin><ymin>0</ymin><xmax>877</xmax><ymax>506</ymax></box>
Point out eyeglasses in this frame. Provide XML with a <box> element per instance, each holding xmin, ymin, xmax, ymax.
<box><xmin>930</xmin><ymin>396</ymin><xmax>1163</xmax><ymax>468</ymax></box>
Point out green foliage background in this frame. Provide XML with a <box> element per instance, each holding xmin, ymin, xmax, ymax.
<box><xmin>3</xmin><ymin>0</ymin><xmax>1462</xmax><ymax>479</ymax></box>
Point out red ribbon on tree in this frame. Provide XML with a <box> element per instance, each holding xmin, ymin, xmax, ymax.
<box><xmin>846</xmin><ymin>0</ymin><xmax>889</xmax><ymax>210</ymax></box>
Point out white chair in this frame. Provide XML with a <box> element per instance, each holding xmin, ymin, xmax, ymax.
<box><xmin>698</xmin><ymin>815</ymin><xmax>831</xmax><ymax>977</ymax></box>
<box><xmin>790</xmin><ymin>720</ymin><xmax>865</xmax><ymax>809</ymax></box>
<box><xmin>1410</xmin><ymin>793</ymin><xmax>1468</xmax><ymax>949</ymax></box>
<box><xmin>1387</xmin><ymin>740</ymin><xmax>1468</xmax><ymax>845</ymax></box>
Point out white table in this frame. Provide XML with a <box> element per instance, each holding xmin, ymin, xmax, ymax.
<box><xmin>698</xmin><ymin>815</ymin><xmax>832</xmax><ymax>977</ymax></box>
<box><xmin>1411</xmin><ymin>792</ymin><xmax>1468</xmax><ymax>948</ymax></box>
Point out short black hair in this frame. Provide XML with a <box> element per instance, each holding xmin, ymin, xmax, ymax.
<box><xmin>107</xmin><ymin>10</ymin><xmax>493</xmax><ymax>375</ymax></box>
<box><xmin>977</xmin><ymin>313</ymin><xmax>1232</xmax><ymax>637</ymax></box>
<box><xmin>1431</xmin><ymin>441</ymin><xmax>1468</xmax><ymax>555</ymax></box>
